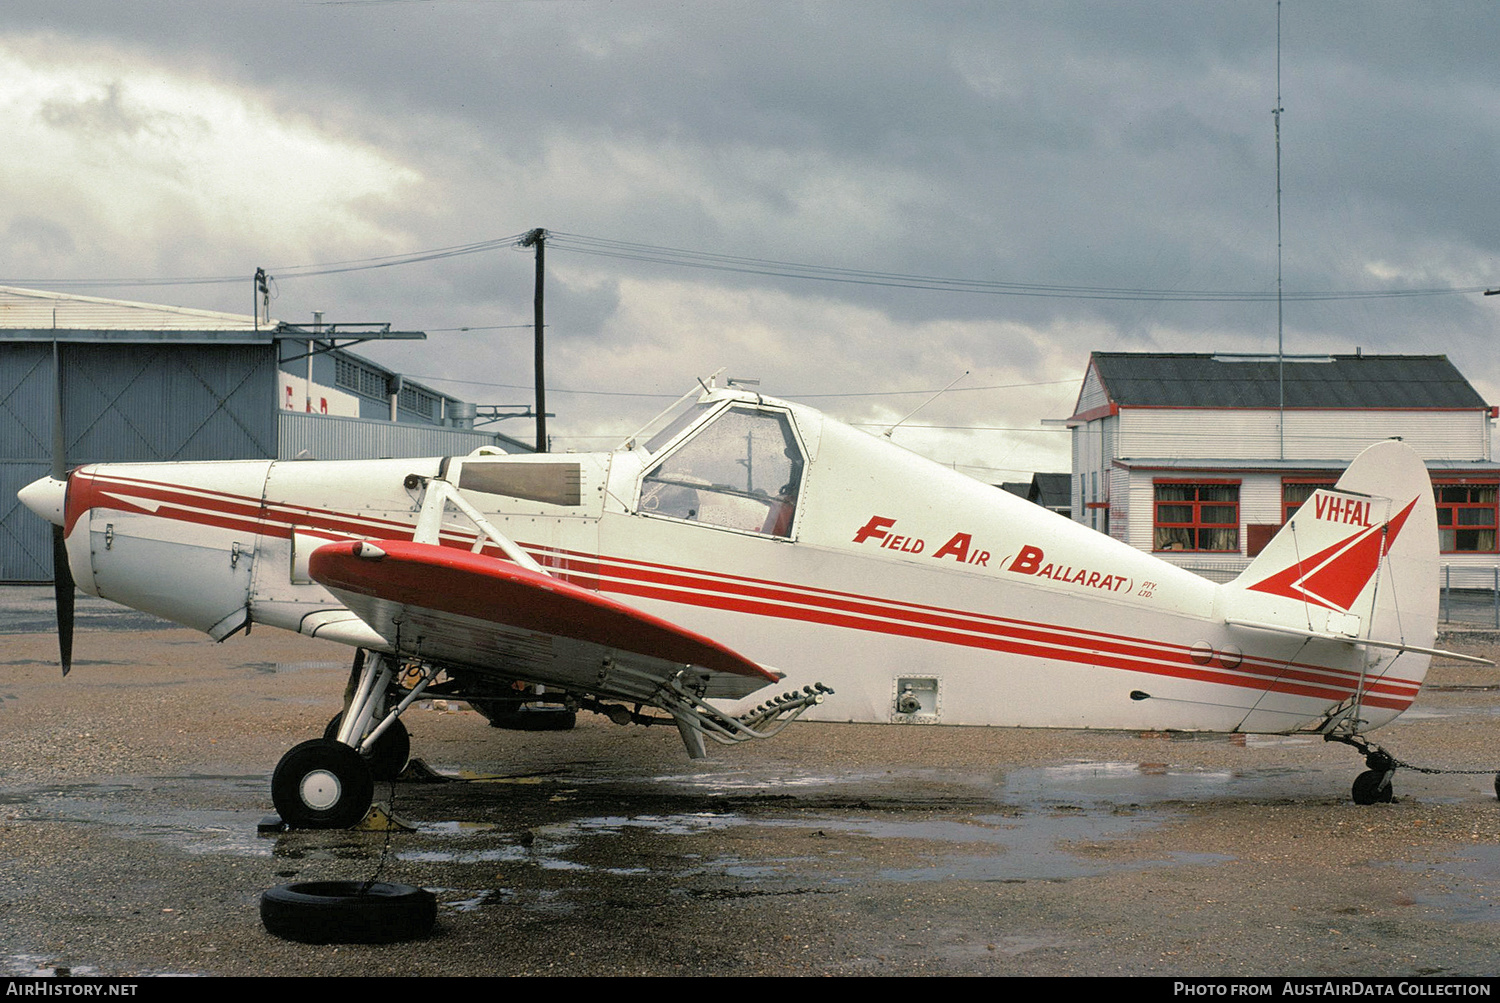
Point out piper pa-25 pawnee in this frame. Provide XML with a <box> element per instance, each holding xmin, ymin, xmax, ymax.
<box><xmin>17</xmin><ymin>375</ymin><xmax>1489</xmax><ymax>827</ymax></box>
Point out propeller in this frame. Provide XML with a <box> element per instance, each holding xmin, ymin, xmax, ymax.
<box><xmin>50</xmin><ymin>341</ymin><xmax>74</xmax><ymax>676</ymax></box>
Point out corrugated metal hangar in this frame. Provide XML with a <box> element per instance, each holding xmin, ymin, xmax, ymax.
<box><xmin>0</xmin><ymin>286</ymin><xmax>528</xmax><ymax>582</ymax></box>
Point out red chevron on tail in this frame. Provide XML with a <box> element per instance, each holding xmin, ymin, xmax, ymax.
<box><xmin>1244</xmin><ymin>497</ymin><xmax>1417</xmax><ymax>613</ymax></box>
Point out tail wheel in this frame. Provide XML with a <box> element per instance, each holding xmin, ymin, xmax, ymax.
<box><xmin>272</xmin><ymin>739</ymin><xmax>374</xmax><ymax>829</ymax></box>
<box><xmin>324</xmin><ymin>714</ymin><xmax>411</xmax><ymax>782</ymax></box>
<box><xmin>1351</xmin><ymin>769</ymin><xmax>1394</xmax><ymax>805</ymax></box>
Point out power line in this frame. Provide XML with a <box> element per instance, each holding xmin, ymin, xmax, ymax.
<box><xmin>545</xmin><ymin>232</ymin><xmax>1490</xmax><ymax>304</ymax></box>
<box><xmin>851</xmin><ymin>423</ymin><xmax>1067</xmax><ymax>433</ymax></box>
<box><xmin>1</xmin><ymin>234</ymin><xmax>532</xmax><ymax>290</ymax></box>
<box><xmin>5</xmin><ymin>230</ymin><xmax>1490</xmax><ymax>303</ymax></box>
<box><xmin>426</xmin><ymin>324</ymin><xmax>539</xmax><ymax>332</ymax></box>
<box><xmin>404</xmin><ymin>374</ymin><xmax>1081</xmax><ymax>398</ymax></box>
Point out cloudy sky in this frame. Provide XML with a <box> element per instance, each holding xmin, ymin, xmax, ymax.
<box><xmin>2</xmin><ymin>1</ymin><xmax>1497</xmax><ymax>479</ymax></box>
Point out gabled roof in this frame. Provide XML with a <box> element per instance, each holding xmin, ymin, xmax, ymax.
<box><xmin>1029</xmin><ymin>472</ymin><xmax>1072</xmax><ymax>510</ymax></box>
<box><xmin>1076</xmin><ymin>352</ymin><xmax>1487</xmax><ymax>413</ymax></box>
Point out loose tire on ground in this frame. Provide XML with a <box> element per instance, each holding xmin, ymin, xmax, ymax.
<box><xmin>272</xmin><ymin>738</ymin><xmax>375</xmax><ymax>829</ymax></box>
<box><xmin>260</xmin><ymin>881</ymin><xmax>436</xmax><ymax>944</ymax></box>
<box><xmin>324</xmin><ymin>713</ymin><xmax>411</xmax><ymax>781</ymax></box>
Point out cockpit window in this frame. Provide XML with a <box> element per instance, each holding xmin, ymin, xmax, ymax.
<box><xmin>640</xmin><ymin>406</ymin><xmax>804</xmax><ymax>538</ymax></box>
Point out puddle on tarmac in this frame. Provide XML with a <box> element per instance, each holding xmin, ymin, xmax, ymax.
<box><xmin>10</xmin><ymin>756</ymin><xmax>1481</xmax><ymax>916</ymax></box>
<box><xmin>655</xmin><ymin>770</ymin><xmax>872</xmax><ymax>790</ymax></box>
<box><xmin>1000</xmin><ymin>759</ymin><xmax>1349</xmax><ymax>806</ymax></box>
<box><xmin>395</xmin><ymin>763</ymin><xmax>1258</xmax><ymax>890</ymax></box>
<box><xmin>570</xmin><ymin>812</ymin><xmax>741</xmax><ymax>836</ymax></box>
<box><xmin>4</xmin><ymin>955</ymin><xmax>102</xmax><ymax>978</ymax></box>
<box><xmin>240</xmin><ymin>661</ymin><xmax>346</xmax><ymax>675</ymax></box>
<box><xmin>1401</xmin><ymin>844</ymin><xmax>1500</xmax><ymax>923</ymax></box>
<box><xmin>0</xmin><ymin>777</ymin><xmax>272</xmax><ymax>857</ymax></box>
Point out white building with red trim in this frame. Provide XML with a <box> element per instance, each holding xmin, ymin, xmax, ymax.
<box><xmin>1063</xmin><ymin>352</ymin><xmax>1499</xmax><ymax>577</ymax></box>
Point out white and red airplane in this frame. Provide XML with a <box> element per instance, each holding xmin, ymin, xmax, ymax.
<box><xmin>17</xmin><ymin>375</ymin><xmax>1486</xmax><ymax>827</ymax></box>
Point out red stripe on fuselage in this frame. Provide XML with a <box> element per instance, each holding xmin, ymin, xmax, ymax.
<box><xmin>69</xmin><ymin>473</ymin><xmax>1421</xmax><ymax>712</ymax></box>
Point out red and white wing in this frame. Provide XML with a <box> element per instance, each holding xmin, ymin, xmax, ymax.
<box><xmin>307</xmin><ymin>539</ymin><xmax>779</xmax><ymax>701</ymax></box>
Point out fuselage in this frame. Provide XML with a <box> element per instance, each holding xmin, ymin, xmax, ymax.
<box><xmin>28</xmin><ymin>387</ymin><xmax>1432</xmax><ymax>735</ymax></box>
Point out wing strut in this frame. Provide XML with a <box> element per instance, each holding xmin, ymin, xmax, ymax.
<box><xmin>411</xmin><ymin>475</ymin><xmax>549</xmax><ymax>576</ymax></box>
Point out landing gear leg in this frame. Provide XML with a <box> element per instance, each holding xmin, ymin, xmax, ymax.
<box><xmin>273</xmin><ymin>650</ymin><xmax>406</xmax><ymax>828</ymax></box>
<box><xmin>1326</xmin><ymin>734</ymin><xmax>1397</xmax><ymax>805</ymax></box>
<box><xmin>325</xmin><ymin>713</ymin><xmax>410</xmax><ymax>782</ymax></box>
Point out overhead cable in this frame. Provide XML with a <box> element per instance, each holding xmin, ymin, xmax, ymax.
<box><xmin>4</xmin><ymin>230</ymin><xmax>1489</xmax><ymax>303</ymax></box>
<box><xmin>545</xmin><ymin>232</ymin><xmax>1490</xmax><ymax>303</ymax></box>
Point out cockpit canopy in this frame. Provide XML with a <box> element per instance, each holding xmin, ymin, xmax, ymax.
<box><xmin>638</xmin><ymin>402</ymin><xmax>805</xmax><ymax>539</ymax></box>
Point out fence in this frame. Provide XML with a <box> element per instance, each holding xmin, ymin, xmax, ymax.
<box><xmin>1438</xmin><ymin>565</ymin><xmax>1500</xmax><ymax>628</ymax></box>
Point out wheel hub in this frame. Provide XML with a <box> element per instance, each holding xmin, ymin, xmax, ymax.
<box><xmin>300</xmin><ymin>769</ymin><xmax>342</xmax><ymax>810</ymax></box>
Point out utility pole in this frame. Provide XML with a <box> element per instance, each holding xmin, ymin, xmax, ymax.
<box><xmin>520</xmin><ymin>228</ymin><xmax>547</xmax><ymax>453</ymax></box>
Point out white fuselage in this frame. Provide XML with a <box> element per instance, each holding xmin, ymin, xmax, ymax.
<box><xmin>45</xmin><ymin>389</ymin><xmax>1430</xmax><ymax>735</ymax></box>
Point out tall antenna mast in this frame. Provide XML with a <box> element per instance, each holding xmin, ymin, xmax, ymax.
<box><xmin>1274</xmin><ymin>0</ymin><xmax>1285</xmax><ymax>460</ymax></box>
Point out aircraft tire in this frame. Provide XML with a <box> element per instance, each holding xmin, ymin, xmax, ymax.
<box><xmin>324</xmin><ymin>714</ymin><xmax>411</xmax><ymax>782</ymax></box>
<box><xmin>260</xmin><ymin>881</ymin><xmax>436</xmax><ymax>944</ymax></box>
<box><xmin>1351</xmin><ymin>769</ymin><xmax>1394</xmax><ymax>805</ymax></box>
<box><xmin>272</xmin><ymin>739</ymin><xmax>375</xmax><ymax>829</ymax></box>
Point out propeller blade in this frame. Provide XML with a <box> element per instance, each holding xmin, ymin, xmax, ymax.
<box><xmin>50</xmin><ymin>341</ymin><xmax>72</xmax><ymax>675</ymax></box>
<box><xmin>52</xmin><ymin>525</ymin><xmax>74</xmax><ymax>676</ymax></box>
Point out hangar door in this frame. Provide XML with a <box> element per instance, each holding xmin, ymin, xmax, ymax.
<box><xmin>0</xmin><ymin>341</ymin><xmax>277</xmax><ymax>582</ymax></box>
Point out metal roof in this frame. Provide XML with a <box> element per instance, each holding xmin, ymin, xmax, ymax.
<box><xmin>1087</xmin><ymin>352</ymin><xmax>1488</xmax><ymax>409</ymax></box>
<box><xmin>1031</xmin><ymin>472</ymin><xmax>1072</xmax><ymax>509</ymax></box>
<box><xmin>0</xmin><ymin>285</ymin><xmax>278</xmax><ymax>332</ymax></box>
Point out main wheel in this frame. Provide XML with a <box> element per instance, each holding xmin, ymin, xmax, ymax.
<box><xmin>272</xmin><ymin>739</ymin><xmax>375</xmax><ymax>829</ymax></box>
<box><xmin>1352</xmin><ymin>769</ymin><xmax>1394</xmax><ymax>805</ymax></box>
<box><xmin>260</xmin><ymin>881</ymin><xmax>436</xmax><ymax>944</ymax></box>
<box><xmin>324</xmin><ymin>713</ymin><xmax>411</xmax><ymax>782</ymax></box>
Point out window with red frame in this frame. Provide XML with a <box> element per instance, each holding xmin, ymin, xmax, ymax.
<box><xmin>1434</xmin><ymin>481</ymin><xmax>1498</xmax><ymax>553</ymax></box>
<box><xmin>1153</xmin><ymin>481</ymin><xmax>1239</xmax><ymax>552</ymax></box>
<box><xmin>1282</xmin><ymin>478</ymin><xmax>1336</xmax><ymax>523</ymax></box>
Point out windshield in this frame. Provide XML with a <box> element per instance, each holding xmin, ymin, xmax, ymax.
<box><xmin>639</xmin><ymin>406</ymin><xmax>804</xmax><ymax>538</ymax></box>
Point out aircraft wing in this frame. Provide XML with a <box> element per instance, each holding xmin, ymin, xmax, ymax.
<box><xmin>306</xmin><ymin>539</ymin><xmax>780</xmax><ymax>702</ymax></box>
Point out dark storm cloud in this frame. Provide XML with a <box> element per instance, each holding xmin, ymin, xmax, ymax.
<box><xmin>2</xmin><ymin>1</ymin><xmax>1498</xmax><ymax>466</ymax></box>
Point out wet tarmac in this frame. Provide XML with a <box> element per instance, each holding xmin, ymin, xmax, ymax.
<box><xmin>2</xmin><ymin>588</ymin><xmax>1499</xmax><ymax>976</ymax></box>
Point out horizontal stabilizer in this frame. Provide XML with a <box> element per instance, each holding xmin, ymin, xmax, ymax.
<box><xmin>1225</xmin><ymin>617</ymin><xmax>1492</xmax><ymax>665</ymax></box>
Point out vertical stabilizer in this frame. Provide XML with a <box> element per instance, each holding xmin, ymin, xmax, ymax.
<box><xmin>1219</xmin><ymin>440</ymin><xmax>1440</xmax><ymax>729</ymax></box>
